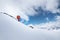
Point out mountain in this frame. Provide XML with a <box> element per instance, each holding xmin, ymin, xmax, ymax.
<box><xmin>0</xmin><ymin>12</ymin><xmax>60</xmax><ymax>40</ymax></box>
<box><xmin>0</xmin><ymin>13</ymin><xmax>33</xmax><ymax>40</ymax></box>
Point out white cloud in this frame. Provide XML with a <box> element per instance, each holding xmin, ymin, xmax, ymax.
<box><xmin>0</xmin><ymin>1</ymin><xmax>29</xmax><ymax>21</ymax></box>
<box><xmin>0</xmin><ymin>0</ymin><xmax>60</xmax><ymax>29</ymax></box>
<box><xmin>0</xmin><ymin>0</ymin><xmax>60</xmax><ymax>22</ymax></box>
<box><xmin>14</xmin><ymin>0</ymin><xmax>60</xmax><ymax>13</ymax></box>
<box><xmin>13</xmin><ymin>0</ymin><xmax>60</xmax><ymax>29</ymax></box>
<box><xmin>45</xmin><ymin>0</ymin><xmax>59</xmax><ymax>13</ymax></box>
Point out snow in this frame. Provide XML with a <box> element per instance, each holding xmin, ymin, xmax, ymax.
<box><xmin>0</xmin><ymin>13</ymin><xmax>60</xmax><ymax>40</ymax></box>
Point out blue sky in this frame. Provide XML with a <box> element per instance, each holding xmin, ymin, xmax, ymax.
<box><xmin>23</xmin><ymin>6</ymin><xmax>60</xmax><ymax>25</ymax></box>
<box><xmin>0</xmin><ymin>0</ymin><xmax>60</xmax><ymax>27</ymax></box>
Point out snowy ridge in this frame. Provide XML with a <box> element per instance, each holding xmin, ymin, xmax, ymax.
<box><xmin>0</xmin><ymin>12</ymin><xmax>33</xmax><ymax>32</ymax></box>
<box><xmin>0</xmin><ymin>13</ymin><xmax>60</xmax><ymax>40</ymax></box>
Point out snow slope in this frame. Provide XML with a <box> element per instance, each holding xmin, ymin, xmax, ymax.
<box><xmin>0</xmin><ymin>13</ymin><xmax>60</xmax><ymax>40</ymax></box>
<box><xmin>0</xmin><ymin>13</ymin><xmax>33</xmax><ymax>40</ymax></box>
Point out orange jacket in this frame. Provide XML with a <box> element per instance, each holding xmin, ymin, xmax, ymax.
<box><xmin>17</xmin><ymin>15</ymin><xmax>20</xmax><ymax>21</ymax></box>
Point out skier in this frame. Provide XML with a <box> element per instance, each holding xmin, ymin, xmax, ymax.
<box><xmin>17</xmin><ymin>15</ymin><xmax>20</xmax><ymax>21</ymax></box>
